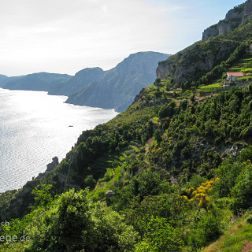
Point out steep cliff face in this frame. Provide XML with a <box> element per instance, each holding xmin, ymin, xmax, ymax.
<box><xmin>67</xmin><ymin>52</ymin><xmax>168</xmax><ymax>111</ymax></box>
<box><xmin>157</xmin><ymin>2</ymin><xmax>252</xmax><ymax>88</ymax></box>
<box><xmin>156</xmin><ymin>39</ymin><xmax>239</xmax><ymax>86</ymax></box>
<box><xmin>202</xmin><ymin>0</ymin><xmax>252</xmax><ymax>40</ymax></box>
<box><xmin>49</xmin><ymin>67</ymin><xmax>104</xmax><ymax>96</ymax></box>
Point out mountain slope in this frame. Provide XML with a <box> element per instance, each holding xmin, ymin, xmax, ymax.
<box><xmin>49</xmin><ymin>67</ymin><xmax>104</xmax><ymax>96</ymax></box>
<box><xmin>203</xmin><ymin>0</ymin><xmax>252</xmax><ymax>40</ymax></box>
<box><xmin>203</xmin><ymin>212</ymin><xmax>252</xmax><ymax>252</ymax></box>
<box><xmin>0</xmin><ymin>75</ymin><xmax>8</xmax><ymax>87</ymax></box>
<box><xmin>66</xmin><ymin>51</ymin><xmax>169</xmax><ymax>111</ymax></box>
<box><xmin>157</xmin><ymin>0</ymin><xmax>252</xmax><ymax>88</ymax></box>
<box><xmin>3</xmin><ymin>72</ymin><xmax>72</xmax><ymax>92</ymax></box>
<box><xmin>1</xmin><ymin>52</ymin><xmax>168</xmax><ymax>112</ymax></box>
<box><xmin>1</xmin><ymin>79</ymin><xmax>252</xmax><ymax>251</ymax></box>
<box><xmin>1</xmin><ymin>3</ymin><xmax>252</xmax><ymax>252</ymax></box>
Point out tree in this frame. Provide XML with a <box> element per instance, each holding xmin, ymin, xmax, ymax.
<box><xmin>84</xmin><ymin>175</ymin><xmax>96</xmax><ymax>189</ymax></box>
<box><xmin>231</xmin><ymin>163</ymin><xmax>252</xmax><ymax>211</ymax></box>
<box><xmin>32</xmin><ymin>184</ymin><xmax>53</xmax><ymax>207</ymax></box>
<box><xmin>135</xmin><ymin>217</ymin><xmax>183</xmax><ymax>252</ymax></box>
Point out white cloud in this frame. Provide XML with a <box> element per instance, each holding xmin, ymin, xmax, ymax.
<box><xmin>0</xmin><ymin>0</ymin><xmax>244</xmax><ymax>76</ymax></box>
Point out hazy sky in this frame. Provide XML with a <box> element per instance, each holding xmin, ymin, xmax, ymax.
<box><xmin>0</xmin><ymin>0</ymin><xmax>245</xmax><ymax>76</ymax></box>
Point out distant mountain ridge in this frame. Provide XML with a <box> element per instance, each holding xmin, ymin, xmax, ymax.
<box><xmin>2</xmin><ymin>2</ymin><xmax>252</xmax><ymax>251</ymax></box>
<box><xmin>67</xmin><ymin>51</ymin><xmax>169</xmax><ymax>111</ymax></box>
<box><xmin>0</xmin><ymin>72</ymin><xmax>72</xmax><ymax>92</ymax></box>
<box><xmin>0</xmin><ymin>75</ymin><xmax>8</xmax><ymax>86</ymax></box>
<box><xmin>49</xmin><ymin>67</ymin><xmax>104</xmax><ymax>96</ymax></box>
<box><xmin>0</xmin><ymin>51</ymin><xmax>168</xmax><ymax>111</ymax></box>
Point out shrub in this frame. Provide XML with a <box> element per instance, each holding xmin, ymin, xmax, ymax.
<box><xmin>231</xmin><ymin>163</ymin><xmax>252</xmax><ymax>212</ymax></box>
<box><xmin>188</xmin><ymin>210</ymin><xmax>222</xmax><ymax>249</ymax></box>
<box><xmin>247</xmin><ymin>216</ymin><xmax>252</xmax><ymax>224</ymax></box>
<box><xmin>84</xmin><ymin>175</ymin><xmax>96</xmax><ymax>189</ymax></box>
<box><xmin>135</xmin><ymin>217</ymin><xmax>183</xmax><ymax>252</ymax></box>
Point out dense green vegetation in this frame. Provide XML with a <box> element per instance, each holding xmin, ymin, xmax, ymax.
<box><xmin>203</xmin><ymin>212</ymin><xmax>252</xmax><ymax>252</ymax></box>
<box><xmin>0</xmin><ymin>78</ymin><xmax>252</xmax><ymax>251</ymax></box>
<box><xmin>1</xmin><ymin>3</ymin><xmax>252</xmax><ymax>252</ymax></box>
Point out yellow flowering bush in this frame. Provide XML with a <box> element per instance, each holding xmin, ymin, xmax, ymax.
<box><xmin>181</xmin><ymin>178</ymin><xmax>219</xmax><ymax>208</ymax></box>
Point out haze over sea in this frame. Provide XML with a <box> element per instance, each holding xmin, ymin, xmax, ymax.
<box><xmin>0</xmin><ymin>88</ymin><xmax>117</xmax><ymax>192</ymax></box>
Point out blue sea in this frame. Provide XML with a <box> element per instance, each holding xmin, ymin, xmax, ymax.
<box><xmin>0</xmin><ymin>88</ymin><xmax>117</xmax><ymax>192</ymax></box>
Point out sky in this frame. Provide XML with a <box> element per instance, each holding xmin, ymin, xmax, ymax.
<box><xmin>0</xmin><ymin>0</ymin><xmax>245</xmax><ymax>76</ymax></box>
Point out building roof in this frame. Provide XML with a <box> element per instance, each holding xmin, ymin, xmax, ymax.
<box><xmin>227</xmin><ymin>72</ymin><xmax>244</xmax><ymax>77</ymax></box>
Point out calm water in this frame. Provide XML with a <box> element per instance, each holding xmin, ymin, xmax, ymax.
<box><xmin>0</xmin><ymin>88</ymin><xmax>117</xmax><ymax>192</ymax></box>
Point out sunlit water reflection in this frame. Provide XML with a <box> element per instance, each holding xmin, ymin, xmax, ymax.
<box><xmin>0</xmin><ymin>88</ymin><xmax>117</xmax><ymax>192</ymax></box>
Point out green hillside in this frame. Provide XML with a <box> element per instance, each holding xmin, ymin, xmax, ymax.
<box><xmin>1</xmin><ymin>77</ymin><xmax>252</xmax><ymax>251</ymax></box>
<box><xmin>203</xmin><ymin>212</ymin><xmax>252</xmax><ymax>252</ymax></box>
<box><xmin>157</xmin><ymin>18</ymin><xmax>252</xmax><ymax>89</ymax></box>
<box><xmin>1</xmin><ymin>2</ymin><xmax>252</xmax><ymax>252</ymax></box>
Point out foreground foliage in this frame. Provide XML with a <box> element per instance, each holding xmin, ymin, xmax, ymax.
<box><xmin>0</xmin><ymin>80</ymin><xmax>251</xmax><ymax>251</ymax></box>
<box><xmin>1</xmin><ymin>5</ymin><xmax>252</xmax><ymax>251</ymax></box>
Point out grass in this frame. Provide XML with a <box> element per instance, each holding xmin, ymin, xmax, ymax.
<box><xmin>0</xmin><ymin>242</ymin><xmax>28</xmax><ymax>252</ymax></box>
<box><xmin>238</xmin><ymin>76</ymin><xmax>252</xmax><ymax>81</ymax></box>
<box><xmin>152</xmin><ymin>116</ymin><xmax>160</xmax><ymax>125</ymax></box>
<box><xmin>227</xmin><ymin>57</ymin><xmax>252</xmax><ymax>79</ymax></box>
<box><xmin>88</xmin><ymin>163</ymin><xmax>122</xmax><ymax>202</ymax></box>
<box><xmin>242</xmin><ymin>68</ymin><xmax>252</xmax><ymax>73</ymax></box>
<box><xmin>230</xmin><ymin>67</ymin><xmax>242</xmax><ymax>72</ymax></box>
<box><xmin>228</xmin><ymin>57</ymin><xmax>252</xmax><ymax>75</ymax></box>
<box><xmin>242</xmin><ymin>58</ymin><xmax>252</xmax><ymax>62</ymax></box>
<box><xmin>198</xmin><ymin>83</ymin><xmax>222</xmax><ymax>92</ymax></box>
<box><xmin>203</xmin><ymin>212</ymin><xmax>252</xmax><ymax>252</ymax></box>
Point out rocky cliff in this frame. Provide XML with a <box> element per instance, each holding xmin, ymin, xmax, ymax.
<box><xmin>67</xmin><ymin>52</ymin><xmax>169</xmax><ymax>111</ymax></box>
<box><xmin>157</xmin><ymin>2</ymin><xmax>252</xmax><ymax>88</ymax></box>
<box><xmin>202</xmin><ymin>0</ymin><xmax>252</xmax><ymax>40</ymax></box>
<box><xmin>0</xmin><ymin>52</ymin><xmax>168</xmax><ymax>112</ymax></box>
<box><xmin>156</xmin><ymin>39</ymin><xmax>239</xmax><ymax>87</ymax></box>
<box><xmin>49</xmin><ymin>67</ymin><xmax>104</xmax><ymax>96</ymax></box>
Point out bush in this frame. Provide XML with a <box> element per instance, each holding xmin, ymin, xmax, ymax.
<box><xmin>26</xmin><ymin>190</ymin><xmax>138</xmax><ymax>252</ymax></box>
<box><xmin>239</xmin><ymin>146</ymin><xmax>252</xmax><ymax>162</ymax></box>
<box><xmin>135</xmin><ymin>217</ymin><xmax>183</xmax><ymax>252</ymax></box>
<box><xmin>84</xmin><ymin>175</ymin><xmax>96</xmax><ymax>189</ymax></box>
<box><xmin>158</xmin><ymin>102</ymin><xmax>176</xmax><ymax>118</ymax></box>
<box><xmin>231</xmin><ymin>163</ymin><xmax>252</xmax><ymax>212</ymax></box>
<box><xmin>214</xmin><ymin>161</ymin><xmax>243</xmax><ymax>197</ymax></box>
<box><xmin>188</xmin><ymin>210</ymin><xmax>222</xmax><ymax>249</ymax></box>
<box><xmin>247</xmin><ymin>216</ymin><xmax>252</xmax><ymax>224</ymax></box>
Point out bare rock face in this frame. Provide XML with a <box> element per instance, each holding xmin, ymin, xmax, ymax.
<box><xmin>202</xmin><ymin>0</ymin><xmax>252</xmax><ymax>40</ymax></box>
<box><xmin>46</xmin><ymin>157</ymin><xmax>59</xmax><ymax>172</ymax></box>
<box><xmin>156</xmin><ymin>39</ymin><xmax>238</xmax><ymax>85</ymax></box>
<box><xmin>244</xmin><ymin>0</ymin><xmax>252</xmax><ymax>22</ymax></box>
<box><xmin>66</xmin><ymin>51</ymin><xmax>169</xmax><ymax>112</ymax></box>
<box><xmin>156</xmin><ymin>0</ymin><xmax>252</xmax><ymax>87</ymax></box>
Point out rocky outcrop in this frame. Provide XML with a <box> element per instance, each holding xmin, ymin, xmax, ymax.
<box><xmin>46</xmin><ymin>157</ymin><xmax>59</xmax><ymax>172</ymax></box>
<box><xmin>156</xmin><ymin>39</ymin><xmax>239</xmax><ymax>86</ymax></box>
<box><xmin>202</xmin><ymin>0</ymin><xmax>252</xmax><ymax>40</ymax></box>
<box><xmin>244</xmin><ymin>0</ymin><xmax>252</xmax><ymax>21</ymax></box>
<box><xmin>156</xmin><ymin>0</ymin><xmax>252</xmax><ymax>87</ymax></box>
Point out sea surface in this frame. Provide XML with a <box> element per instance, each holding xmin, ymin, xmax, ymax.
<box><xmin>0</xmin><ymin>88</ymin><xmax>117</xmax><ymax>192</ymax></box>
